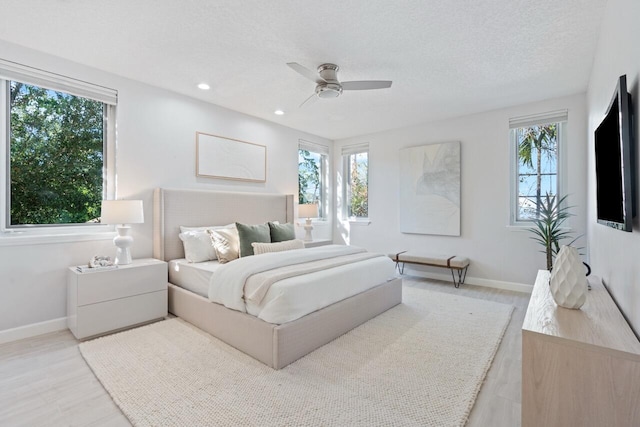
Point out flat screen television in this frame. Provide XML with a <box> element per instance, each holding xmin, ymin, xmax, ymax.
<box><xmin>594</xmin><ymin>75</ymin><xmax>635</xmax><ymax>231</ymax></box>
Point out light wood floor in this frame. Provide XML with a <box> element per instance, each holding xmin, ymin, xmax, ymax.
<box><xmin>0</xmin><ymin>276</ymin><xmax>530</xmax><ymax>426</ymax></box>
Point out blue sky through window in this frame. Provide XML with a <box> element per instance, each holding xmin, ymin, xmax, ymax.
<box><xmin>516</xmin><ymin>125</ymin><xmax>558</xmax><ymax>220</ymax></box>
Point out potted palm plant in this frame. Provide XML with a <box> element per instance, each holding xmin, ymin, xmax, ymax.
<box><xmin>528</xmin><ymin>194</ymin><xmax>575</xmax><ymax>271</ymax></box>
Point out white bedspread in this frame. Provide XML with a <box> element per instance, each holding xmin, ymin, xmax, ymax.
<box><xmin>244</xmin><ymin>251</ymin><xmax>381</xmax><ymax>305</ymax></box>
<box><xmin>208</xmin><ymin>245</ymin><xmax>393</xmax><ymax>323</ymax></box>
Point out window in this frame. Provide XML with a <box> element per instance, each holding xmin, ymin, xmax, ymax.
<box><xmin>510</xmin><ymin>110</ymin><xmax>567</xmax><ymax>224</ymax></box>
<box><xmin>0</xmin><ymin>60</ymin><xmax>117</xmax><ymax>231</ymax></box>
<box><xmin>342</xmin><ymin>143</ymin><xmax>369</xmax><ymax>219</ymax></box>
<box><xmin>298</xmin><ymin>140</ymin><xmax>328</xmax><ymax>219</ymax></box>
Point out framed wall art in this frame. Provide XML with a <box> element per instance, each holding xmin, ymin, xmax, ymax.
<box><xmin>399</xmin><ymin>141</ymin><xmax>460</xmax><ymax>236</ymax></box>
<box><xmin>196</xmin><ymin>132</ymin><xmax>266</xmax><ymax>182</ymax></box>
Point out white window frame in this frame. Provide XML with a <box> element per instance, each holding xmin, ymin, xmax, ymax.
<box><xmin>509</xmin><ymin>110</ymin><xmax>567</xmax><ymax>226</ymax></box>
<box><xmin>0</xmin><ymin>59</ymin><xmax>117</xmax><ymax>239</ymax></box>
<box><xmin>298</xmin><ymin>140</ymin><xmax>329</xmax><ymax>220</ymax></box>
<box><xmin>342</xmin><ymin>142</ymin><xmax>369</xmax><ymax>221</ymax></box>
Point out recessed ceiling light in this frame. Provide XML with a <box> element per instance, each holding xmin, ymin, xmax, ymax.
<box><xmin>274</xmin><ymin>110</ymin><xmax>285</xmax><ymax>115</ymax></box>
<box><xmin>197</xmin><ymin>83</ymin><xmax>210</xmax><ymax>90</ymax></box>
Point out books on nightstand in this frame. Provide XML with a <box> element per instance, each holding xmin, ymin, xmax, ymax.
<box><xmin>76</xmin><ymin>265</ymin><xmax>119</xmax><ymax>273</ymax></box>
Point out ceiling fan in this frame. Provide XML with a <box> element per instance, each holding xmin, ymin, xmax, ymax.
<box><xmin>287</xmin><ymin>62</ymin><xmax>392</xmax><ymax>107</ymax></box>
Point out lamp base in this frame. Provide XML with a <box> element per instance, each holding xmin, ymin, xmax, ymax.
<box><xmin>113</xmin><ymin>225</ymin><xmax>134</xmax><ymax>265</ymax></box>
<box><xmin>303</xmin><ymin>218</ymin><xmax>314</xmax><ymax>242</ymax></box>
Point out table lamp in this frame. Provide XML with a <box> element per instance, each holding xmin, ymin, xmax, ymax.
<box><xmin>101</xmin><ymin>200</ymin><xmax>144</xmax><ymax>265</ymax></box>
<box><xmin>298</xmin><ymin>203</ymin><xmax>319</xmax><ymax>242</ymax></box>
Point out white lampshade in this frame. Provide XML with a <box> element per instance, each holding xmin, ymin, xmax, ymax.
<box><xmin>101</xmin><ymin>200</ymin><xmax>144</xmax><ymax>225</ymax></box>
<box><xmin>298</xmin><ymin>203</ymin><xmax>319</xmax><ymax>219</ymax></box>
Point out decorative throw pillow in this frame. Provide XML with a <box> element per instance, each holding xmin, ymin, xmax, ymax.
<box><xmin>208</xmin><ymin>228</ymin><xmax>240</xmax><ymax>264</ymax></box>
<box><xmin>180</xmin><ymin>224</ymin><xmax>234</xmax><ymax>233</ymax></box>
<box><xmin>236</xmin><ymin>222</ymin><xmax>271</xmax><ymax>257</ymax></box>
<box><xmin>178</xmin><ymin>231</ymin><xmax>217</xmax><ymax>263</ymax></box>
<box><xmin>268</xmin><ymin>222</ymin><xmax>296</xmax><ymax>242</ymax></box>
<box><xmin>252</xmin><ymin>239</ymin><xmax>305</xmax><ymax>255</ymax></box>
<box><xmin>178</xmin><ymin>224</ymin><xmax>235</xmax><ymax>262</ymax></box>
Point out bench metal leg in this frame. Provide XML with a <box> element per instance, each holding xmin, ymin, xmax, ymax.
<box><xmin>450</xmin><ymin>266</ymin><xmax>468</xmax><ymax>288</ymax></box>
<box><xmin>394</xmin><ymin>261</ymin><xmax>405</xmax><ymax>275</ymax></box>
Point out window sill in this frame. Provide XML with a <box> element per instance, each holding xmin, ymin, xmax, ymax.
<box><xmin>506</xmin><ymin>224</ymin><xmax>573</xmax><ymax>232</ymax></box>
<box><xmin>0</xmin><ymin>230</ymin><xmax>116</xmax><ymax>246</ymax></box>
<box><xmin>347</xmin><ymin>219</ymin><xmax>371</xmax><ymax>226</ymax></box>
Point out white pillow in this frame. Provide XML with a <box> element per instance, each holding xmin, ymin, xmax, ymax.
<box><xmin>178</xmin><ymin>231</ymin><xmax>216</xmax><ymax>263</ymax></box>
<box><xmin>179</xmin><ymin>224</ymin><xmax>235</xmax><ymax>233</ymax></box>
<box><xmin>178</xmin><ymin>224</ymin><xmax>234</xmax><ymax>262</ymax></box>
<box><xmin>252</xmin><ymin>239</ymin><xmax>305</xmax><ymax>255</ymax></box>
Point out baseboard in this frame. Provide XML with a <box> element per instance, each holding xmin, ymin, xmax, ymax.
<box><xmin>401</xmin><ymin>268</ymin><xmax>532</xmax><ymax>294</ymax></box>
<box><xmin>0</xmin><ymin>317</ymin><xmax>68</xmax><ymax>345</ymax></box>
<box><xmin>0</xmin><ymin>270</ymin><xmax>530</xmax><ymax>346</ymax></box>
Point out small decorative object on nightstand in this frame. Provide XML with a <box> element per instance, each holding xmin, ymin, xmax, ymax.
<box><xmin>67</xmin><ymin>258</ymin><xmax>167</xmax><ymax>339</ymax></box>
<box><xmin>88</xmin><ymin>255</ymin><xmax>114</xmax><ymax>268</ymax></box>
<box><xmin>101</xmin><ymin>199</ymin><xmax>144</xmax><ymax>265</ymax></box>
<box><xmin>77</xmin><ymin>256</ymin><xmax>117</xmax><ymax>273</ymax></box>
<box><xmin>298</xmin><ymin>203</ymin><xmax>319</xmax><ymax>242</ymax></box>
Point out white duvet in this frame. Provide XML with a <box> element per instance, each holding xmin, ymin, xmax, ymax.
<box><xmin>208</xmin><ymin>244</ymin><xmax>395</xmax><ymax>324</ymax></box>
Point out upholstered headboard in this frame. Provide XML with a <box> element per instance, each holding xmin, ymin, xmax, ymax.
<box><xmin>153</xmin><ymin>188</ymin><xmax>294</xmax><ymax>261</ymax></box>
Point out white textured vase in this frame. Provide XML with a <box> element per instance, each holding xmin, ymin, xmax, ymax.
<box><xmin>549</xmin><ymin>245</ymin><xmax>587</xmax><ymax>309</ymax></box>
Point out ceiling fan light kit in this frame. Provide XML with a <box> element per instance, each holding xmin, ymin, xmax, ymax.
<box><xmin>287</xmin><ymin>62</ymin><xmax>392</xmax><ymax>107</ymax></box>
<box><xmin>316</xmin><ymin>83</ymin><xmax>342</xmax><ymax>98</ymax></box>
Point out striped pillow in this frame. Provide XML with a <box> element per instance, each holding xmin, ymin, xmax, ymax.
<box><xmin>252</xmin><ymin>239</ymin><xmax>305</xmax><ymax>255</ymax></box>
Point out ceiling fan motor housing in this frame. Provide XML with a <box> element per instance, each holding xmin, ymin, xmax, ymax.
<box><xmin>317</xmin><ymin>63</ymin><xmax>339</xmax><ymax>82</ymax></box>
<box><xmin>315</xmin><ymin>64</ymin><xmax>342</xmax><ymax>98</ymax></box>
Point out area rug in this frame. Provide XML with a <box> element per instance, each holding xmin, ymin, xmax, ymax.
<box><xmin>80</xmin><ymin>286</ymin><xmax>513</xmax><ymax>426</ymax></box>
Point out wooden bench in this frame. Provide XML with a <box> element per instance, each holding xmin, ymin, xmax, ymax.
<box><xmin>388</xmin><ymin>251</ymin><xmax>470</xmax><ymax>288</ymax></box>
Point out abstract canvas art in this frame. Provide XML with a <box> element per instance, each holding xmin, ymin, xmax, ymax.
<box><xmin>196</xmin><ymin>132</ymin><xmax>266</xmax><ymax>182</ymax></box>
<box><xmin>399</xmin><ymin>141</ymin><xmax>460</xmax><ymax>236</ymax></box>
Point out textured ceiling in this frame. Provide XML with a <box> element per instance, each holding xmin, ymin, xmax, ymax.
<box><xmin>0</xmin><ymin>0</ymin><xmax>606</xmax><ymax>140</ymax></box>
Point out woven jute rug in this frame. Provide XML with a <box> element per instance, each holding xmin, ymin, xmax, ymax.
<box><xmin>80</xmin><ymin>286</ymin><xmax>513</xmax><ymax>426</ymax></box>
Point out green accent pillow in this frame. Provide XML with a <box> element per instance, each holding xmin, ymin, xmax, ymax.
<box><xmin>268</xmin><ymin>222</ymin><xmax>296</xmax><ymax>242</ymax></box>
<box><xmin>236</xmin><ymin>222</ymin><xmax>271</xmax><ymax>257</ymax></box>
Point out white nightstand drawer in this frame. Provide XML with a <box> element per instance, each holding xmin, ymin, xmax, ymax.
<box><xmin>74</xmin><ymin>290</ymin><xmax>167</xmax><ymax>339</ymax></box>
<box><xmin>72</xmin><ymin>259</ymin><xmax>166</xmax><ymax>306</ymax></box>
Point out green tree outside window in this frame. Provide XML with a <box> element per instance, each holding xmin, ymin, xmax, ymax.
<box><xmin>516</xmin><ymin>124</ymin><xmax>558</xmax><ymax>221</ymax></box>
<box><xmin>9</xmin><ymin>82</ymin><xmax>105</xmax><ymax>226</ymax></box>
<box><xmin>348</xmin><ymin>152</ymin><xmax>368</xmax><ymax>218</ymax></box>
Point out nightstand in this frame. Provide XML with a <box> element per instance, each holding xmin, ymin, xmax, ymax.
<box><xmin>304</xmin><ymin>239</ymin><xmax>333</xmax><ymax>248</ymax></box>
<box><xmin>67</xmin><ymin>258</ymin><xmax>168</xmax><ymax>339</ymax></box>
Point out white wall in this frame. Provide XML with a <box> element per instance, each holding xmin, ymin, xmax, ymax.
<box><xmin>0</xmin><ymin>40</ymin><xmax>332</xmax><ymax>334</ymax></box>
<box><xmin>334</xmin><ymin>93</ymin><xmax>588</xmax><ymax>287</ymax></box>
<box><xmin>586</xmin><ymin>0</ymin><xmax>640</xmax><ymax>333</ymax></box>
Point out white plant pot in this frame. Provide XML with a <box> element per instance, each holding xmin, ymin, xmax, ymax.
<box><xmin>549</xmin><ymin>245</ymin><xmax>587</xmax><ymax>309</ymax></box>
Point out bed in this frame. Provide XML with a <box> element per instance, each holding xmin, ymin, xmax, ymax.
<box><xmin>153</xmin><ymin>188</ymin><xmax>402</xmax><ymax>369</ymax></box>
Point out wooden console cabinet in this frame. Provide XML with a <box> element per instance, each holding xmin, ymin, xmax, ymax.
<box><xmin>522</xmin><ymin>270</ymin><xmax>640</xmax><ymax>427</ymax></box>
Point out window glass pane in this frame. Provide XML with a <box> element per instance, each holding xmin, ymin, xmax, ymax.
<box><xmin>347</xmin><ymin>152</ymin><xmax>368</xmax><ymax>218</ymax></box>
<box><xmin>515</xmin><ymin>123</ymin><xmax>559</xmax><ymax>221</ymax></box>
<box><xmin>298</xmin><ymin>148</ymin><xmax>325</xmax><ymax>218</ymax></box>
<box><xmin>9</xmin><ymin>81</ymin><xmax>105</xmax><ymax>226</ymax></box>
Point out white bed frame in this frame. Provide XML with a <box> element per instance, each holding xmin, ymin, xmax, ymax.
<box><xmin>153</xmin><ymin>188</ymin><xmax>402</xmax><ymax>369</ymax></box>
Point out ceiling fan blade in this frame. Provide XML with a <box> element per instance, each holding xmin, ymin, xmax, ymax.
<box><xmin>287</xmin><ymin>62</ymin><xmax>326</xmax><ymax>84</ymax></box>
<box><xmin>341</xmin><ymin>80</ymin><xmax>393</xmax><ymax>90</ymax></box>
<box><xmin>299</xmin><ymin>93</ymin><xmax>319</xmax><ymax>108</ymax></box>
